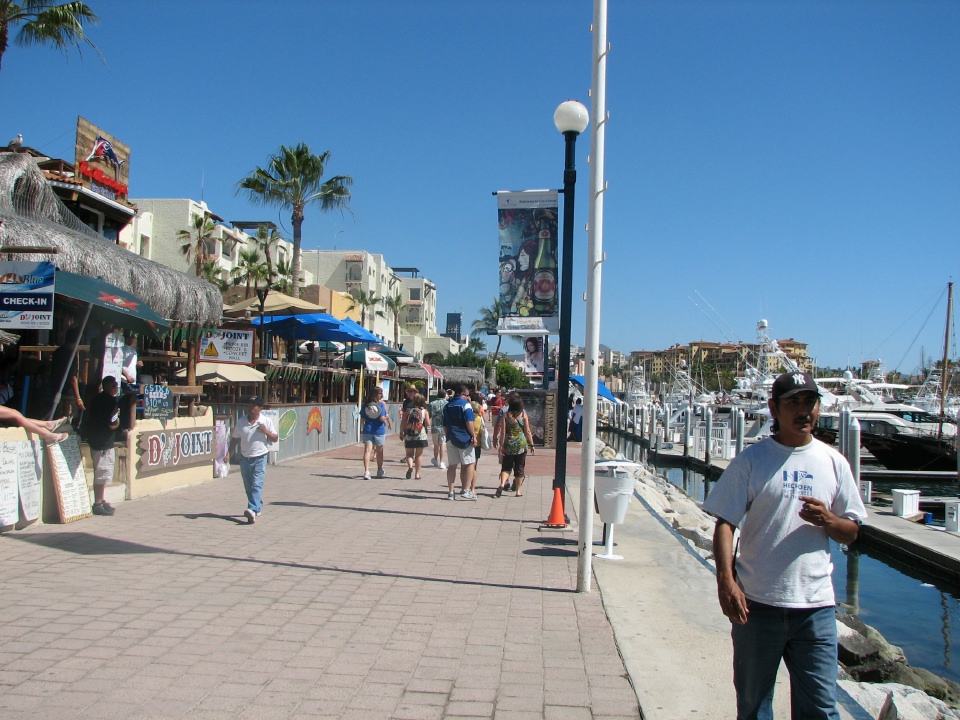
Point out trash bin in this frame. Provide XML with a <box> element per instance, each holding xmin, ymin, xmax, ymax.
<box><xmin>595</xmin><ymin>473</ymin><xmax>635</xmax><ymax>524</ymax></box>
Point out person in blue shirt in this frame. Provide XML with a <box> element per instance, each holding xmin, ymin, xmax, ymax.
<box><xmin>442</xmin><ymin>385</ymin><xmax>477</xmax><ymax>500</ymax></box>
<box><xmin>361</xmin><ymin>386</ymin><xmax>392</xmax><ymax>479</ymax></box>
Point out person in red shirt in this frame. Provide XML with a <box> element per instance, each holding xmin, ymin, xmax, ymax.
<box><xmin>488</xmin><ymin>387</ymin><xmax>506</xmax><ymax>419</ymax></box>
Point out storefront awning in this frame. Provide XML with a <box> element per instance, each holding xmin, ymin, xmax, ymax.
<box><xmin>177</xmin><ymin>362</ymin><xmax>266</xmax><ymax>384</ymax></box>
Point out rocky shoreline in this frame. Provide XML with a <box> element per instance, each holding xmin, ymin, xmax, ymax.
<box><xmin>596</xmin><ymin>441</ymin><xmax>960</xmax><ymax>719</ymax></box>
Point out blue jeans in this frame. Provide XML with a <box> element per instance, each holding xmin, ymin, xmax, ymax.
<box><xmin>732</xmin><ymin>601</ymin><xmax>839</xmax><ymax>720</ymax></box>
<box><xmin>239</xmin><ymin>454</ymin><xmax>267</xmax><ymax>514</ymax></box>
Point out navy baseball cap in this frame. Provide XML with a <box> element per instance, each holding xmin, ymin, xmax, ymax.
<box><xmin>247</xmin><ymin>396</ymin><xmax>265</xmax><ymax>407</ymax></box>
<box><xmin>771</xmin><ymin>372</ymin><xmax>820</xmax><ymax>400</ymax></box>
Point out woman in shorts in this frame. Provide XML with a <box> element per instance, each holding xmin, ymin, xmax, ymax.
<box><xmin>361</xmin><ymin>387</ymin><xmax>391</xmax><ymax>479</ymax></box>
<box><xmin>401</xmin><ymin>393</ymin><xmax>430</xmax><ymax>480</ymax></box>
<box><xmin>492</xmin><ymin>392</ymin><xmax>535</xmax><ymax>497</ymax></box>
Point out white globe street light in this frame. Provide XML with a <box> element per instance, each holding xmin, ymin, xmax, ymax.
<box><xmin>550</xmin><ymin>100</ymin><xmax>589</xmax><ymax>522</ymax></box>
<box><xmin>554</xmin><ymin>100</ymin><xmax>590</xmax><ymax>135</ymax></box>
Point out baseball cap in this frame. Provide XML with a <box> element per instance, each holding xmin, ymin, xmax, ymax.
<box><xmin>771</xmin><ymin>372</ymin><xmax>820</xmax><ymax>401</ymax></box>
<box><xmin>247</xmin><ymin>395</ymin><xmax>265</xmax><ymax>407</ymax></box>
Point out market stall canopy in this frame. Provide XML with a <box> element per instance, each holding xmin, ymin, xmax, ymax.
<box><xmin>177</xmin><ymin>362</ymin><xmax>266</xmax><ymax>384</ymax></box>
<box><xmin>225</xmin><ymin>294</ymin><xmax>326</xmax><ymax>317</ymax></box>
<box><xmin>570</xmin><ymin>375</ymin><xmax>621</xmax><ymax>404</ymax></box>
<box><xmin>343</xmin><ymin>347</ymin><xmax>396</xmax><ymax>372</ymax></box>
<box><xmin>0</xmin><ymin>152</ymin><xmax>221</xmax><ymax>325</ymax></box>
<box><xmin>55</xmin><ymin>269</ymin><xmax>170</xmax><ymax>340</ymax></box>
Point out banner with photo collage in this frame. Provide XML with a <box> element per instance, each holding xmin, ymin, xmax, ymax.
<box><xmin>496</xmin><ymin>191</ymin><xmax>559</xmax><ymax>335</ymax></box>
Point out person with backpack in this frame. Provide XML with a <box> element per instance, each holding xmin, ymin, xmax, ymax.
<box><xmin>401</xmin><ymin>393</ymin><xmax>431</xmax><ymax>480</ymax></box>
<box><xmin>360</xmin><ymin>386</ymin><xmax>392</xmax><ymax>479</ymax></box>
<box><xmin>492</xmin><ymin>392</ymin><xmax>535</xmax><ymax>497</ymax></box>
<box><xmin>442</xmin><ymin>385</ymin><xmax>477</xmax><ymax>500</ymax></box>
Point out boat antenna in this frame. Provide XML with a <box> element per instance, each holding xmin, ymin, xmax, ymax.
<box><xmin>891</xmin><ymin>285</ymin><xmax>948</xmax><ymax>373</ymax></box>
<box><xmin>688</xmin><ymin>291</ymin><xmax>743</xmax><ymax>344</ymax></box>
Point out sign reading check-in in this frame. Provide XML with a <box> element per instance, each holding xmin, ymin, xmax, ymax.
<box><xmin>137</xmin><ymin>429</ymin><xmax>214</xmax><ymax>476</ymax></box>
<box><xmin>0</xmin><ymin>261</ymin><xmax>54</xmax><ymax>330</ymax></box>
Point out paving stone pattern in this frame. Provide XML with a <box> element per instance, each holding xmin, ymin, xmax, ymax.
<box><xmin>0</xmin><ymin>435</ymin><xmax>640</xmax><ymax>719</ymax></box>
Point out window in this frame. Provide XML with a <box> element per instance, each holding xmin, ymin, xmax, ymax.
<box><xmin>409</xmin><ymin>288</ymin><xmax>421</xmax><ymax>301</ymax></box>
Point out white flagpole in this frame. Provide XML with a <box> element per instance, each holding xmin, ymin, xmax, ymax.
<box><xmin>578</xmin><ymin>0</ymin><xmax>609</xmax><ymax>593</ymax></box>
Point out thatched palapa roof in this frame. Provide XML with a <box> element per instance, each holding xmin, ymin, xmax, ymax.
<box><xmin>0</xmin><ymin>152</ymin><xmax>222</xmax><ymax>325</ymax></box>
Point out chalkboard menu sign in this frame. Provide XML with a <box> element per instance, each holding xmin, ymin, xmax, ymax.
<box><xmin>142</xmin><ymin>384</ymin><xmax>174</xmax><ymax>420</ymax></box>
<box><xmin>0</xmin><ymin>443</ymin><xmax>18</xmax><ymax>526</ymax></box>
<box><xmin>18</xmin><ymin>440</ymin><xmax>42</xmax><ymax>523</ymax></box>
<box><xmin>46</xmin><ymin>435</ymin><xmax>91</xmax><ymax>523</ymax></box>
<box><xmin>0</xmin><ymin>440</ymin><xmax>43</xmax><ymax>526</ymax></box>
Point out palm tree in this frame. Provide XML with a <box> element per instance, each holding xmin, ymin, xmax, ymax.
<box><xmin>471</xmin><ymin>298</ymin><xmax>504</xmax><ymax>361</ymax></box>
<box><xmin>199</xmin><ymin>260</ymin><xmax>228</xmax><ymax>292</ymax></box>
<box><xmin>0</xmin><ymin>0</ymin><xmax>102</xmax><ymax>74</ymax></box>
<box><xmin>237</xmin><ymin>143</ymin><xmax>352</xmax><ymax>298</ymax></box>
<box><xmin>382</xmin><ymin>293</ymin><xmax>406</xmax><ymax>348</ymax></box>
<box><xmin>346</xmin><ymin>289</ymin><xmax>384</xmax><ymax>330</ymax></box>
<box><xmin>177</xmin><ymin>212</ymin><xmax>218</xmax><ymax>277</ymax></box>
<box><xmin>272</xmin><ymin>258</ymin><xmax>294</xmax><ymax>295</ymax></box>
<box><xmin>253</xmin><ymin>225</ymin><xmax>282</xmax><ymax>281</ymax></box>
<box><xmin>467</xmin><ymin>337</ymin><xmax>487</xmax><ymax>354</ymax></box>
<box><xmin>232</xmin><ymin>248</ymin><xmax>266</xmax><ymax>299</ymax></box>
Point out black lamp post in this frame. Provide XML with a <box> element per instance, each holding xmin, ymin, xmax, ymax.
<box><xmin>256</xmin><ymin>285</ymin><xmax>270</xmax><ymax>359</ymax></box>
<box><xmin>553</xmin><ymin>100</ymin><xmax>589</xmax><ymax>514</ymax></box>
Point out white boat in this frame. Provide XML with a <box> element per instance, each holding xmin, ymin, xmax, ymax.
<box><xmin>624</xmin><ymin>367</ymin><xmax>651</xmax><ymax>409</ymax></box>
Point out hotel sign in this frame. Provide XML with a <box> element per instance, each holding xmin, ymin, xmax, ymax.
<box><xmin>74</xmin><ymin>117</ymin><xmax>130</xmax><ymax>201</ymax></box>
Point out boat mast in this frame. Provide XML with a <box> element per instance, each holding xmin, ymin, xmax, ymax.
<box><xmin>940</xmin><ymin>281</ymin><xmax>954</xmax><ymax>419</ymax></box>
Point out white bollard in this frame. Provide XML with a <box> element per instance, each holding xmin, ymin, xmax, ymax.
<box><xmin>735</xmin><ymin>408</ymin><xmax>745</xmax><ymax>456</ymax></box>
<box><xmin>847</xmin><ymin>418</ymin><xmax>861</xmax><ymax>483</ymax></box>
<box><xmin>705</xmin><ymin>407</ymin><xmax>713</xmax><ymax>465</ymax></box>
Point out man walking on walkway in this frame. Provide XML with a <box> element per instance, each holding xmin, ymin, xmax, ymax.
<box><xmin>703</xmin><ymin>371</ymin><xmax>866</xmax><ymax>720</ymax></box>
<box><xmin>442</xmin><ymin>385</ymin><xmax>477</xmax><ymax>500</ymax></box>
<box><xmin>229</xmin><ymin>396</ymin><xmax>278</xmax><ymax>524</ymax></box>
<box><xmin>87</xmin><ymin>375</ymin><xmax>121</xmax><ymax>516</ymax></box>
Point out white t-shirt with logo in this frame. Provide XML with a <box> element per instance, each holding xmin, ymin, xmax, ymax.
<box><xmin>703</xmin><ymin>437</ymin><xmax>866</xmax><ymax>608</ymax></box>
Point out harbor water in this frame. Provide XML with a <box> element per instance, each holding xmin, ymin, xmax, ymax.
<box><xmin>601</xmin><ymin>430</ymin><xmax>960</xmax><ymax>685</ymax></box>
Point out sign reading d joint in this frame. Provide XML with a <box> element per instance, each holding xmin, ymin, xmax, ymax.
<box><xmin>137</xmin><ymin>428</ymin><xmax>214</xmax><ymax>476</ymax></box>
<box><xmin>199</xmin><ymin>330</ymin><xmax>254</xmax><ymax>364</ymax></box>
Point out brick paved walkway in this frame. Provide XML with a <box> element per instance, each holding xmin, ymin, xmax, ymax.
<box><xmin>0</xmin><ymin>435</ymin><xmax>640</xmax><ymax>719</ymax></box>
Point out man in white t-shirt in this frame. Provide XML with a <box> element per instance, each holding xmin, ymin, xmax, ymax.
<box><xmin>229</xmin><ymin>396</ymin><xmax>278</xmax><ymax>524</ymax></box>
<box><xmin>703</xmin><ymin>371</ymin><xmax>866</xmax><ymax>720</ymax></box>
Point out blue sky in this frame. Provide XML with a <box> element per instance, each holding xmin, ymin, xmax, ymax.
<box><xmin>3</xmin><ymin>0</ymin><xmax>958</xmax><ymax>374</ymax></box>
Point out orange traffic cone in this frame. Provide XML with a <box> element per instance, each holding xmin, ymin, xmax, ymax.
<box><xmin>543</xmin><ymin>487</ymin><xmax>567</xmax><ymax>527</ymax></box>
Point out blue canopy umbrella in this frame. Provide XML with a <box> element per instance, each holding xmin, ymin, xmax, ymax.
<box><xmin>251</xmin><ymin>312</ymin><xmax>342</xmax><ymax>339</ymax></box>
<box><xmin>570</xmin><ymin>375</ymin><xmax>621</xmax><ymax>404</ymax></box>
<box><xmin>253</xmin><ymin>314</ymin><xmax>382</xmax><ymax>344</ymax></box>
<box><xmin>337</xmin><ymin>318</ymin><xmax>381</xmax><ymax>343</ymax></box>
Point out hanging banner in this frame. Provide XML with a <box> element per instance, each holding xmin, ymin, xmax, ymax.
<box><xmin>496</xmin><ymin>190</ymin><xmax>560</xmax><ymax>335</ymax></box>
<box><xmin>199</xmin><ymin>330</ymin><xmax>254</xmax><ymax>364</ymax></box>
<box><xmin>0</xmin><ymin>261</ymin><xmax>55</xmax><ymax>330</ymax></box>
<box><xmin>523</xmin><ymin>336</ymin><xmax>546</xmax><ymax>375</ymax></box>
